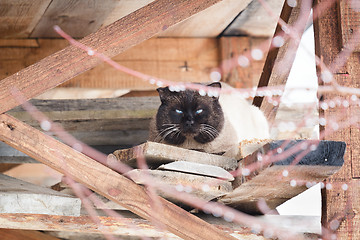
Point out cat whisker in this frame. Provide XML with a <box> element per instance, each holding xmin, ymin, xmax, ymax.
<box><xmin>155</xmin><ymin>124</ymin><xmax>181</xmax><ymax>142</ymax></box>
<box><xmin>200</xmin><ymin>124</ymin><xmax>219</xmax><ymax>140</ymax></box>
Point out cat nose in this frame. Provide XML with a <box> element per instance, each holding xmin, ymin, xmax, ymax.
<box><xmin>185</xmin><ymin>120</ymin><xmax>194</xmax><ymax>127</ymax></box>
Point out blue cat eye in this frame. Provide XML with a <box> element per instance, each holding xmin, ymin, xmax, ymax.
<box><xmin>195</xmin><ymin>109</ymin><xmax>203</xmax><ymax>114</ymax></box>
<box><xmin>175</xmin><ymin>109</ymin><xmax>183</xmax><ymax>114</ymax></box>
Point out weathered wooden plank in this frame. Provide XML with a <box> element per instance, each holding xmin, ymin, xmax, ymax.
<box><xmin>127</xmin><ymin>169</ymin><xmax>232</xmax><ymax>202</ymax></box>
<box><xmin>158</xmin><ymin>161</ymin><xmax>234</xmax><ymax>180</ymax></box>
<box><xmin>0</xmin><ymin>173</ymin><xmax>81</xmax><ymax>216</ymax></box>
<box><xmin>0</xmin><ymin>0</ymin><xmax>224</xmax><ymax>114</ymax></box>
<box><xmin>0</xmin><ymin>213</ymin><xmax>180</xmax><ymax>238</ymax></box>
<box><xmin>0</xmin><ymin>39</ymin><xmax>39</xmax><ymax>47</ymax></box>
<box><xmin>314</xmin><ymin>0</ymin><xmax>360</xmax><ymax>238</ymax></box>
<box><xmin>339</xmin><ymin>0</ymin><xmax>360</xmax><ymax>52</ymax></box>
<box><xmin>8</xmin><ymin>97</ymin><xmax>159</xmax><ymax>122</ymax></box>
<box><xmin>252</xmin><ymin>0</ymin><xmax>312</xmax><ymax>124</ymax></box>
<box><xmin>220</xmin><ymin>165</ymin><xmax>341</xmax><ymax>213</ymax></box>
<box><xmin>220</xmin><ymin>140</ymin><xmax>345</xmax><ymax>214</ymax></box>
<box><xmin>102</xmin><ymin>0</ymin><xmax>155</xmax><ymax>27</ymax></box>
<box><xmin>0</xmin><ymin>229</ymin><xmax>60</xmax><ymax>240</ymax></box>
<box><xmin>7</xmin><ymin>97</ymin><xmax>158</xmax><ymax>147</ymax></box>
<box><xmin>223</xmin><ymin>0</ymin><xmax>285</xmax><ymax>37</ymax></box>
<box><xmin>31</xmin><ymin>0</ymin><xmax>118</xmax><ymax>38</ymax></box>
<box><xmin>0</xmin><ymin>213</ymin><xmax>321</xmax><ymax>238</ymax></box>
<box><xmin>0</xmin><ymin>0</ymin><xmax>51</xmax><ymax>38</ymax></box>
<box><xmin>0</xmin><ymin>114</ymin><xmax>237</xmax><ymax>240</ymax></box>
<box><xmin>158</xmin><ymin>0</ymin><xmax>252</xmax><ymax>37</ymax></box>
<box><xmin>112</xmin><ymin>141</ymin><xmax>238</xmax><ymax>170</ymax></box>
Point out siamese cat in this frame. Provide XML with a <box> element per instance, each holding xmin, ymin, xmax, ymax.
<box><xmin>148</xmin><ymin>82</ymin><xmax>269</xmax><ymax>158</ymax></box>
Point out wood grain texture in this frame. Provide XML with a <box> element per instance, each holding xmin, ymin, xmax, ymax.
<box><xmin>102</xmin><ymin>0</ymin><xmax>155</xmax><ymax>26</ymax></box>
<box><xmin>0</xmin><ymin>0</ymin><xmax>224</xmax><ymax>114</ymax></box>
<box><xmin>223</xmin><ymin>0</ymin><xmax>284</xmax><ymax>37</ymax></box>
<box><xmin>0</xmin><ymin>37</ymin><xmax>219</xmax><ymax>91</ymax></box>
<box><xmin>158</xmin><ymin>0</ymin><xmax>252</xmax><ymax>37</ymax></box>
<box><xmin>0</xmin><ymin>229</ymin><xmax>60</xmax><ymax>240</ymax></box>
<box><xmin>220</xmin><ymin>37</ymin><xmax>267</xmax><ymax>88</ymax></box>
<box><xmin>112</xmin><ymin>141</ymin><xmax>237</xmax><ymax>170</ymax></box>
<box><xmin>339</xmin><ymin>0</ymin><xmax>360</xmax><ymax>52</ymax></box>
<box><xmin>0</xmin><ymin>113</ymin><xmax>237</xmax><ymax>240</ymax></box>
<box><xmin>127</xmin><ymin>169</ymin><xmax>232</xmax><ymax>202</ymax></box>
<box><xmin>31</xmin><ymin>0</ymin><xmax>118</xmax><ymax>38</ymax></box>
<box><xmin>0</xmin><ymin>0</ymin><xmax>51</xmax><ymax>38</ymax></box>
<box><xmin>0</xmin><ymin>173</ymin><xmax>81</xmax><ymax>216</ymax></box>
<box><xmin>220</xmin><ymin>140</ymin><xmax>343</xmax><ymax>214</ymax></box>
<box><xmin>252</xmin><ymin>0</ymin><xmax>312</xmax><ymax>124</ymax></box>
<box><xmin>0</xmin><ymin>213</ymin><xmax>180</xmax><ymax>238</ymax></box>
<box><xmin>314</xmin><ymin>0</ymin><xmax>360</xmax><ymax>239</ymax></box>
<box><xmin>0</xmin><ymin>213</ymin><xmax>292</xmax><ymax>239</ymax></box>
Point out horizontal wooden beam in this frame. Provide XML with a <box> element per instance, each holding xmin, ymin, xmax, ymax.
<box><xmin>0</xmin><ymin>38</ymin><xmax>219</xmax><ymax>91</ymax></box>
<box><xmin>0</xmin><ymin>0</ymin><xmax>224</xmax><ymax>114</ymax></box>
<box><xmin>0</xmin><ymin>113</ymin><xmax>236</xmax><ymax>240</ymax></box>
<box><xmin>0</xmin><ymin>213</ymin><xmax>320</xmax><ymax>238</ymax></box>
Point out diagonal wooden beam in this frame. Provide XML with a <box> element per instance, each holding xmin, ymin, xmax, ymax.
<box><xmin>0</xmin><ymin>0</ymin><xmax>223</xmax><ymax>114</ymax></box>
<box><xmin>252</xmin><ymin>0</ymin><xmax>312</xmax><ymax>123</ymax></box>
<box><xmin>0</xmin><ymin>113</ymin><xmax>236</xmax><ymax>240</ymax></box>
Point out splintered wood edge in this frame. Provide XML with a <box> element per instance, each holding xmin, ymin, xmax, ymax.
<box><xmin>112</xmin><ymin>141</ymin><xmax>238</xmax><ymax>170</ymax></box>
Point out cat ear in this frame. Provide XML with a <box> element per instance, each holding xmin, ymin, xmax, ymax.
<box><xmin>207</xmin><ymin>82</ymin><xmax>221</xmax><ymax>99</ymax></box>
<box><xmin>207</xmin><ymin>82</ymin><xmax>221</xmax><ymax>89</ymax></box>
<box><xmin>157</xmin><ymin>87</ymin><xmax>171</xmax><ymax>103</ymax></box>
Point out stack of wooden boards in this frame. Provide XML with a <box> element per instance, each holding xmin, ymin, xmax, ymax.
<box><xmin>110</xmin><ymin>139</ymin><xmax>345</xmax><ymax>214</ymax></box>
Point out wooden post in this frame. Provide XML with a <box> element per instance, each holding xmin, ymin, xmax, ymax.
<box><xmin>0</xmin><ymin>0</ymin><xmax>224</xmax><ymax>114</ymax></box>
<box><xmin>252</xmin><ymin>0</ymin><xmax>312</xmax><ymax>124</ymax></box>
<box><xmin>314</xmin><ymin>0</ymin><xmax>360</xmax><ymax>239</ymax></box>
<box><xmin>219</xmin><ymin>37</ymin><xmax>267</xmax><ymax>89</ymax></box>
<box><xmin>0</xmin><ymin>113</ymin><xmax>237</xmax><ymax>240</ymax></box>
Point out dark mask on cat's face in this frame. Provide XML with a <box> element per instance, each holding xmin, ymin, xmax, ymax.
<box><xmin>155</xmin><ymin>82</ymin><xmax>224</xmax><ymax>145</ymax></box>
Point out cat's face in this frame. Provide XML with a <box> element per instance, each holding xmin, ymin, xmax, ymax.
<box><xmin>155</xmin><ymin>83</ymin><xmax>224</xmax><ymax>145</ymax></box>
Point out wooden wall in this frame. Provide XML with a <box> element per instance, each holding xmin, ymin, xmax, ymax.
<box><xmin>0</xmin><ymin>37</ymin><xmax>266</xmax><ymax>91</ymax></box>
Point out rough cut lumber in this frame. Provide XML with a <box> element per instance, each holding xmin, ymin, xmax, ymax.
<box><xmin>0</xmin><ymin>229</ymin><xmax>60</xmax><ymax>240</ymax></box>
<box><xmin>7</xmin><ymin>97</ymin><xmax>159</xmax><ymax>147</ymax></box>
<box><xmin>252</xmin><ymin>0</ymin><xmax>312</xmax><ymax>124</ymax></box>
<box><xmin>339</xmin><ymin>0</ymin><xmax>360</xmax><ymax>52</ymax></box>
<box><xmin>0</xmin><ymin>213</ymin><xmax>320</xmax><ymax>238</ymax></box>
<box><xmin>0</xmin><ymin>213</ymin><xmax>180</xmax><ymax>239</ymax></box>
<box><xmin>0</xmin><ymin>113</ymin><xmax>237</xmax><ymax>240</ymax></box>
<box><xmin>219</xmin><ymin>37</ymin><xmax>267</xmax><ymax>88</ymax></box>
<box><xmin>0</xmin><ymin>0</ymin><xmax>224</xmax><ymax>114</ymax></box>
<box><xmin>158</xmin><ymin>0</ymin><xmax>252</xmax><ymax>37</ymax></box>
<box><xmin>111</xmin><ymin>141</ymin><xmax>237</xmax><ymax>170</ymax></box>
<box><xmin>220</xmin><ymin>140</ymin><xmax>345</xmax><ymax>213</ymax></box>
<box><xmin>220</xmin><ymin>165</ymin><xmax>341</xmax><ymax>213</ymax></box>
<box><xmin>127</xmin><ymin>169</ymin><xmax>232</xmax><ymax>202</ymax></box>
<box><xmin>314</xmin><ymin>0</ymin><xmax>360</xmax><ymax>238</ymax></box>
<box><xmin>0</xmin><ymin>0</ymin><xmax>51</xmax><ymax>38</ymax></box>
<box><xmin>30</xmin><ymin>0</ymin><xmax>118</xmax><ymax>38</ymax></box>
<box><xmin>158</xmin><ymin>161</ymin><xmax>234</xmax><ymax>181</ymax></box>
<box><xmin>0</xmin><ymin>173</ymin><xmax>81</xmax><ymax>216</ymax></box>
<box><xmin>223</xmin><ymin>0</ymin><xmax>284</xmax><ymax>37</ymax></box>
